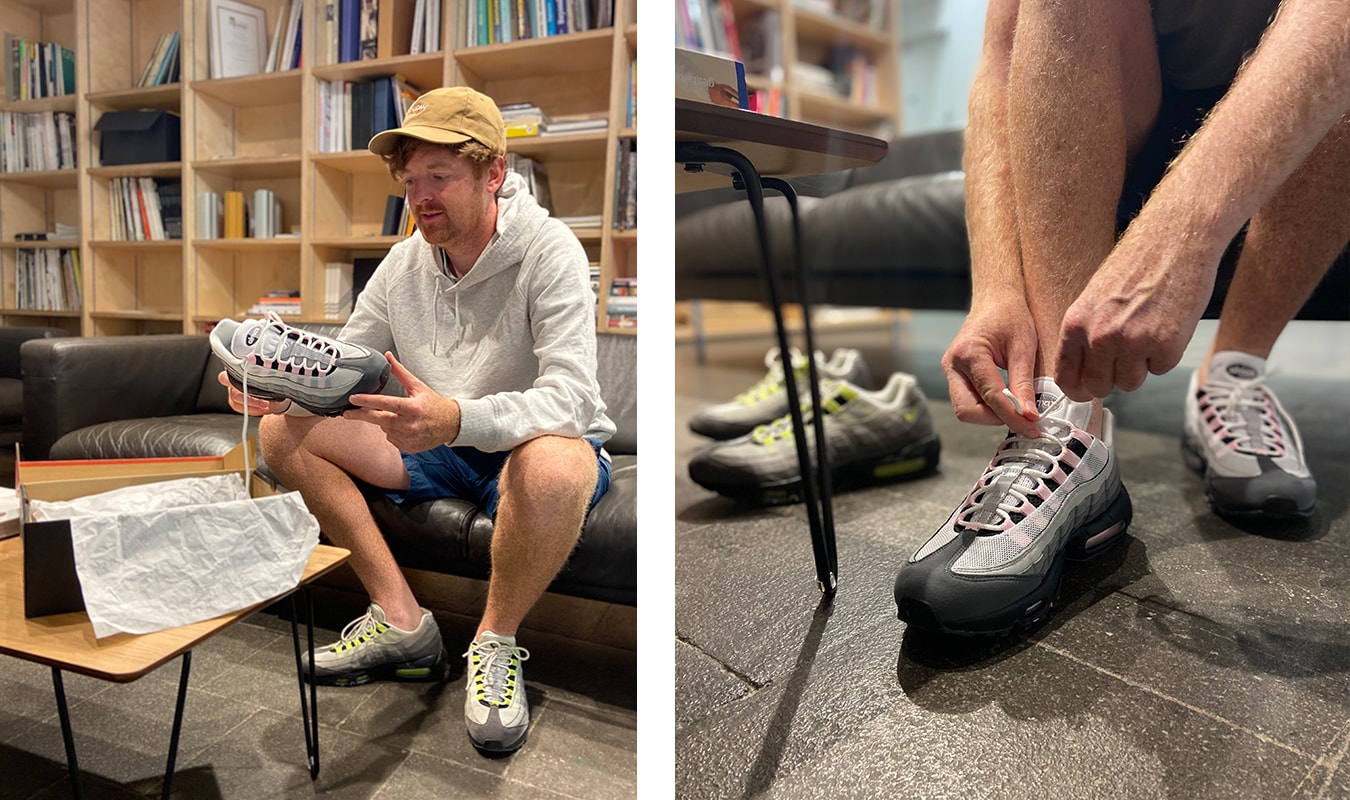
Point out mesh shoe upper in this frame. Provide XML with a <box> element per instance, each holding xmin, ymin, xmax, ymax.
<box><xmin>304</xmin><ymin>603</ymin><xmax>445</xmax><ymax>685</ymax></box>
<box><xmin>210</xmin><ymin>312</ymin><xmax>391</xmax><ymax>415</ymax></box>
<box><xmin>687</xmin><ymin>347</ymin><xmax>872</xmax><ymax>440</ymax></box>
<box><xmin>1182</xmin><ymin>350</ymin><xmax>1315</xmax><ymax>516</ymax></box>
<box><xmin>689</xmin><ymin>371</ymin><xmax>934</xmax><ymax>489</ymax></box>
<box><xmin>895</xmin><ymin>377</ymin><xmax>1130</xmax><ymax>634</ymax></box>
<box><xmin>463</xmin><ymin>631</ymin><xmax>531</xmax><ymax>752</ymax></box>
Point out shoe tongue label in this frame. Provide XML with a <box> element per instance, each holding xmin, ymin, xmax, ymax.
<box><xmin>245</xmin><ymin>328</ymin><xmax>260</xmax><ymax>347</ymax></box>
<box><xmin>1035</xmin><ymin>391</ymin><xmax>1055</xmax><ymax>415</ymax></box>
<box><xmin>1225</xmin><ymin>363</ymin><xmax>1259</xmax><ymax>381</ymax></box>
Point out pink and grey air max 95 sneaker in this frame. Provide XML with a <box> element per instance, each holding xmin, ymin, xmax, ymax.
<box><xmin>210</xmin><ymin>313</ymin><xmax>390</xmax><ymax>416</ymax></box>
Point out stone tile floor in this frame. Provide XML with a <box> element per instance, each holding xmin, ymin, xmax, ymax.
<box><xmin>675</xmin><ymin>312</ymin><xmax>1350</xmax><ymax>799</ymax></box>
<box><xmin>0</xmin><ymin>589</ymin><xmax>636</xmax><ymax>799</ymax></box>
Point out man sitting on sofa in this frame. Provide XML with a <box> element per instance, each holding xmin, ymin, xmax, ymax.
<box><xmin>220</xmin><ymin>86</ymin><xmax>614</xmax><ymax>754</ymax></box>
<box><xmin>895</xmin><ymin>0</ymin><xmax>1348</xmax><ymax>635</ymax></box>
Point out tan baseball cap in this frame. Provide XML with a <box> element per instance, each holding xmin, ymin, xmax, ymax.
<box><xmin>368</xmin><ymin>86</ymin><xmax>507</xmax><ymax>158</ymax></box>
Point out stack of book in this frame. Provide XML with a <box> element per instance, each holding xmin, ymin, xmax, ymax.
<box><xmin>500</xmin><ymin>103</ymin><xmax>548</xmax><ymax>140</ymax></box>
<box><xmin>137</xmin><ymin>31</ymin><xmax>181</xmax><ymax>87</ymax></box>
<box><xmin>3</xmin><ymin>34</ymin><xmax>75</xmax><ymax>101</ymax></box>
<box><xmin>605</xmin><ymin>276</ymin><xmax>636</xmax><ymax>329</ymax></box>
<box><xmin>15</xmin><ymin>248</ymin><xmax>81</xmax><ymax>312</ymax></box>
<box><xmin>108</xmin><ymin>177</ymin><xmax>180</xmax><ymax>241</ymax></box>
<box><xmin>323</xmin><ymin>261</ymin><xmax>355</xmax><ymax>319</ymax></box>
<box><xmin>541</xmin><ymin>113</ymin><xmax>609</xmax><ymax>136</ymax></box>
<box><xmin>264</xmin><ymin>1</ymin><xmax>304</xmax><ymax>72</ymax></box>
<box><xmin>248</xmin><ymin>290</ymin><xmax>302</xmax><ymax>316</ymax></box>
<box><xmin>0</xmin><ymin>111</ymin><xmax>77</xmax><ymax>173</ymax></box>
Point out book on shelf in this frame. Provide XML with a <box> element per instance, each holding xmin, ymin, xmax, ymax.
<box><xmin>540</xmin><ymin>113</ymin><xmax>609</xmax><ymax>136</ymax></box>
<box><xmin>224</xmin><ymin>190</ymin><xmax>246</xmax><ymax>239</ymax></box>
<box><xmin>676</xmin><ymin>47</ymin><xmax>748</xmax><ymax>110</ymax></box>
<box><xmin>611</xmin><ymin>137</ymin><xmax>636</xmax><ymax>231</ymax></box>
<box><xmin>464</xmin><ymin>0</ymin><xmax>609</xmax><ymax>46</ymax></box>
<box><xmin>197</xmin><ymin>191</ymin><xmax>222</xmax><ymax>239</ymax></box>
<box><xmin>4</xmin><ymin>35</ymin><xmax>76</xmax><ymax>101</ymax></box>
<box><xmin>324</xmin><ymin>261</ymin><xmax>355</xmax><ymax>319</ymax></box>
<box><xmin>381</xmin><ymin>194</ymin><xmax>405</xmax><ymax>235</ymax></box>
<box><xmin>359</xmin><ymin>0</ymin><xmax>380</xmax><ymax>60</ymax></box>
<box><xmin>506</xmin><ymin>153</ymin><xmax>553</xmax><ymax>213</ymax></box>
<box><xmin>209</xmin><ymin>0</ymin><xmax>269</xmax><ymax>79</ymax></box>
<box><xmin>0</xmin><ymin>110</ymin><xmax>77</xmax><ymax>173</ymax></box>
<box><xmin>339</xmin><ymin>0</ymin><xmax>361</xmax><ymax>62</ymax></box>
<box><xmin>15</xmin><ymin>247</ymin><xmax>81</xmax><ymax>312</ymax></box>
<box><xmin>351</xmin><ymin>256</ymin><xmax>382</xmax><ymax>309</ymax></box>
<box><xmin>248</xmin><ymin>189</ymin><xmax>283</xmax><ymax>238</ymax></box>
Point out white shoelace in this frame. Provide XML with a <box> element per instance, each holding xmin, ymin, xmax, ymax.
<box><xmin>1205</xmin><ymin>383</ymin><xmax>1286</xmax><ymax>457</ymax></box>
<box><xmin>955</xmin><ymin>394</ymin><xmax>1074</xmax><ymax>533</ymax></box>
<box><xmin>464</xmin><ymin>640</ymin><xmax>531</xmax><ymax>707</ymax></box>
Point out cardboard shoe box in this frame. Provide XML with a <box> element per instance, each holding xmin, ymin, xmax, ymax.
<box><xmin>93</xmin><ymin>109</ymin><xmax>182</xmax><ymax>166</ymax></box>
<box><xmin>18</xmin><ymin>442</ymin><xmax>254</xmax><ymax>618</ymax></box>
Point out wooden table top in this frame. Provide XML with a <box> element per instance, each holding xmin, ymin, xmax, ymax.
<box><xmin>0</xmin><ymin>538</ymin><xmax>350</xmax><ymax>682</ymax></box>
<box><xmin>675</xmin><ymin>98</ymin><xmax>889</xmax><ymax>192</ymax></box>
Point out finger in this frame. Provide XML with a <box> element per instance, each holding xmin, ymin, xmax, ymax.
<box><xmin>348</xmin><ymin>392</ymin><xmax>408</xmax><ymax>413</ymax></box>
<box><xmin>385</xmin><ymin>352</ymin><xmax>427</xmax><ymax>394</ymax></box>
<box><xmin>1115</xmin><ymin>356</ymin><xmax>1149</xmax><ymax>393</ymax></box>
<box><xmin>1004</xmin><ymin>330</ymin><xmax>1040</xmax><ymax>422</ymax></box>
<box><xmin>1055</xmin><ymin>325</ymin><xmax>1091</xmax><ymax>402</ymax></box>
<box><xmin>968</xmin><ymin>358</ymin><xmax>1042</xmax><ymax>437</ymax></box>
<box><xmin>944</xmin><ymin>364</ymin><xmax>1002</xmax><ymax>426</ymax></box>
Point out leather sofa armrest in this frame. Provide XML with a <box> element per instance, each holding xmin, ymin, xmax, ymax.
<box><xmin>0</xmin><ymin>326</ymin><xmax>68</xmax><ymax>379</ymax></box>
<box><xmin>22</xmin><ymin>335</ymin><xmax>213</xmax><ymax>460</ymax></box>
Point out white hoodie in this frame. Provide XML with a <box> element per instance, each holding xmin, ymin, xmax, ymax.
<box><xmin>340</xmin><ymin>171</ymin><xmax>615</xmax><ymax>452</ymax></box>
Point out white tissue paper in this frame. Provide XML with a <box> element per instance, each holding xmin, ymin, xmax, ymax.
<box><xmin>30</xmin><ymin>475</ymin><xmax>320</xmax><ymax>639</ymax></box>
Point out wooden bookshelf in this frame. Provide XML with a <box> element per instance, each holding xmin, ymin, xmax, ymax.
<box><xmin>0</xmin><ymin>0</ymin><xmax>639</xmax><ymax>335</ymax></box>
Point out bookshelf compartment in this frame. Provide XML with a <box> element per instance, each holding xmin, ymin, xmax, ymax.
<box><xmin>311</xmin><ymin>158</ymin><xmax>402</xmax><ymax>240</ymax></box>
<box><xmin>191</xmin><ymin>75</ymin><xmax>304</xmax><ymax>161</ymax></box>
<box><xmin>86</xmin><ymin>0</ymin><xmax>181</xmax><ymax>94</ymax></box>
<box><xmin>192</xmin><ymin>243</ymin><xmax>302</xmax><ymax>322</ymax></box>
<box><xmin>87</xmin><ymin>245</ymin><xmax>182</xmax><ymax>317</ymax></box>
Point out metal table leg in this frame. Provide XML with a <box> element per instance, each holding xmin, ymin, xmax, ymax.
<box><xmin>289</xmin><ymin>588</ymin><xmax>320</xmax><ymax>780</ymax></box>
<box><xmin>676</xmin><ymin>141</ymin><xmax>839</xmax><ymax>595</ymax></box>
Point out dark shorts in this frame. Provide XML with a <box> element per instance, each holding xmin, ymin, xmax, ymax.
<box><xmin>386</xmin><ymin>438</ymin><xmax>612</xmax><ymax>519</ymax></box>
<box><xmin>1150</xmin><ymin>0</ymin><xmax>1281</xmax><ymax>91</ymax></box>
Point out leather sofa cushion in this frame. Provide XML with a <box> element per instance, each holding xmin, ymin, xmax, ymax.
<box><xmin>0</xmin><ymin>377</ymin><xmax>21</xmax><ymax>424</ymax></box>
<box><xmin>50</xmin><ymin>414</ymin><xmax>258</xmax><ymax>460</ymax></box>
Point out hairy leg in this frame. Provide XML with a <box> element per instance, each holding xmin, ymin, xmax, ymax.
<box><xmin>1008</xmin><ymin>0</ymin><xmax>1162</xmax><ymax>374</ymax></box>
<box><xmin>1208</xmin><ymin>112</ymin><xmax>1350</xmax><ymax>365</ymax></box>
<box><xmin>259</xmin><ymin>413</ymin><xmax>424</xmax><ymax>630</ymax></box>
<box><xmin>478</xmin><ymin>436</ymin><xmax>598</xmax><ymax>638</ymax></box>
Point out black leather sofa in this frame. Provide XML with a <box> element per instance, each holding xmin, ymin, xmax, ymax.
<box><xmin>21</xmin><ymin>330</ymin><xmax>638</xmax><ymax>606</ymax></box>
<box><xmin>0</xmin><ymin>325</ymin><xmax>69</xmax><ymax>448</ymax></box>
<box><xmin>675</xmin><ymin>127</ymin><xmax>1349</xmax><ymax>321</ymax></box>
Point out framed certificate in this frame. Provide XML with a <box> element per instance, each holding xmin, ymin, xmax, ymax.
<box><xmin>209</xmin><ymin>0</ymin><xmax>269</xmax><ymax>79</ymax></box>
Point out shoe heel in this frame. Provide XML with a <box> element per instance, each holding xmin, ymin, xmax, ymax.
<box><xmin>1066</xmin><ymin>487</ymin><xmax>1132</xmax><ymax>561</ymax></box>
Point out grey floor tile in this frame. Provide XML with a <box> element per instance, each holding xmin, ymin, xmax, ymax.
<box><xmin>507</xmin><ymin>695</ymin><xmax>638</xmax><ymax>800</ymax></box>
<box><xmin>676</xmin><ymin>317</ymin><xmax>1350</xmax><ymax>800</ymax></box>
<box><xmin>371</xmin><ymin>751</ymin><xmax>574</xmax><ymax>800</ymax></box>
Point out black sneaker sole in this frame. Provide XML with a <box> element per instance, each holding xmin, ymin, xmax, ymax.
<box><xmin>896</xmin><ymin>486</ymin><xmax>1132</xmax><ymax>637</ymax></box>
<box><xmin>223</xmin><ymin>368</ymin><xmax>376</xmax><ymax>417</ymax></box>
<box><xmin>305</xmin><ymin>649</ymin><xmax>448</xmax><ymax>687</ymax></box>
<box><xmin>1181</xmin><ymin>434</ymin><xmax>1315</xmax><ymax>519</ymax></box>
<box><xmin>695</xmin><ymin>434</ymin><xmax>942</xmax><ymax>507</ymax></box>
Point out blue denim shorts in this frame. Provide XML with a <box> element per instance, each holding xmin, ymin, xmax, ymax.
<box><xmin>386</xmin><ymin>438</ymin><xmax>611</xmax><ymax>519</ymax></box>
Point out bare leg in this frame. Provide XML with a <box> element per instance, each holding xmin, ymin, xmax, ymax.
<box><xmin>477</xmin><ymin>435</ymin><xmax>598</xmax><ymax>639</ymax></box>
<box><xmin>1207</xmin><ymin>112</ymin><xmax>1350</xmax><ymax>367</ymax></box>
<box><xmin>1007</xmin><ymin>0</ymin><xmax>1162</xmax><ymax>373</ymax></box>
<box><xmin>259</xmin><ymin>413</ymin><xmax>425</xmax><ymax>630</ymax></box>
